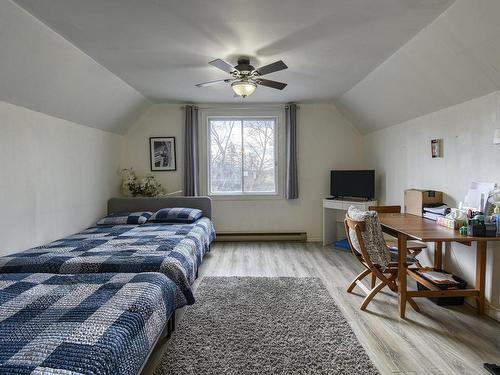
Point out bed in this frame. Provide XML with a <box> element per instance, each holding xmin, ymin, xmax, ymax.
<box><xmin>0</xmin><ymin>272</ymin><xmax>176</xmax><ymax>375</ymax></box>
<box><xmin>0</xmin><ymin>197</ymin><xmax>216</xmax><ymax>307</ymax></box>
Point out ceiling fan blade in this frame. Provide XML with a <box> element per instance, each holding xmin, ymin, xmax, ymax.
<box><xmin>195</xmin><ymin>79</ymin><xmax>231</xmax><ymax>88</ymax></box>
<box><xmin>209</xmin><ymin>58</ymin><xmax>236</xmax><ymax>73</ymax></box>
<box><xmin>256</xmin><ymin>79</ymin><xmax>287</xmax><ymax>90</ymax></box>
<box><xmin>255</xmin><ymin>60</ymin><xmax>288</xmax><ymax>76</ymax></box>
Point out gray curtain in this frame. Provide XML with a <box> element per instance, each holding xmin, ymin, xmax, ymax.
<box><xmin>184</xmin><ymin>105</ymin><xmax>199</xmax><ymax>196</ymax></box>
<box><xmin>285</xmin><ymin>103</ymin><xmax>298</xmax><ymax>199</ymax></box>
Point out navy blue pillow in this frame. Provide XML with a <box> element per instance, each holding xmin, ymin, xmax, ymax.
<box><xmin>149</xmin><ymin>207</ymin><xmax>203</xmax><ymax>223</ymax></box>
<box><xmin>96</xmin><ymin>212</ymin><xmax>153</xmax><ymax>226</ymax></box>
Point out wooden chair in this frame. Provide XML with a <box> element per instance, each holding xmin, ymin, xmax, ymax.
<box><xmin>345</xmin><ymin>217</ymin><xmax>420</xmax><ymax>312</ymax></box>
<box><xmin>369</xmin><ymin>205</ymin><xmax>426</xmax><ymax>267</ymax></box>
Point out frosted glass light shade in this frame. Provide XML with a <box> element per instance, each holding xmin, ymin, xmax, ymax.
<box><xmin>494</xmin><ymin>129</ymin><xmax>500</xmax><ymax>144</ymax></box>
<box><xmin>232</xmin><ymin>81</ymin><xmax>257</xmax><ymax>97</ymax></box>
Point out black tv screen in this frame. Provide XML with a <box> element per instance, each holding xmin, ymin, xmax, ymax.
<box><xmin>330</xmin><ymin>170</ymin><xmax>375</xmax><ymax>199</ymax></box>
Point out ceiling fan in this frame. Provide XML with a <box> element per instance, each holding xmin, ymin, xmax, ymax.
<box><xmin>195</xmin><ymin>57</ymin><xmax>288</xmax><ymax>97</ymax></box>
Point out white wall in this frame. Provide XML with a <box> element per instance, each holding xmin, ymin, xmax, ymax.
<box><xmin>364</xmin><ymin>91</ymin><xmax>500</xmax><ymax>319</ymax></box>
<box><xmin>121</xmin><ymin>102</ymin><xmax>365</xmax><ymax>241</ymax></box>
<box><xmin>0</xmin><ymin>0</ymin><xmax>149</xmax><ymax>133</ymax></box>
<box><xmin>0</xmin><ymin>100</ymin><xmax>121</xmax><ymax>255</ymax></box>
<box><xmin>121</xmin><ymin>103</ymin><xmax>186</xmax><ymax>193</ymax></box>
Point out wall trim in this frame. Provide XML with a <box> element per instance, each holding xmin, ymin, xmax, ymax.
<box><xmin>216</xmin><ymin>232</ymin><xmax>307</xmax><ymax>242</ymax></box>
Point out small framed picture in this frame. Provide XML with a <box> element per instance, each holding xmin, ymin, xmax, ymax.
<box><xmin>150</xmin><ymin>137</ymin><xmax>176</xmax><ymax>171</ymax></box>
<box><xmin>431</xmin><ymin>138</ymin><xmax>442</xmax><ymax>158</ymax></box>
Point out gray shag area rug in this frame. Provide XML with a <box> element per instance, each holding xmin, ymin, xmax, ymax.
<box><xmin>155</xmin><ymin>277</ymin><xmax>379</xmax><ymax>375</ymax></box>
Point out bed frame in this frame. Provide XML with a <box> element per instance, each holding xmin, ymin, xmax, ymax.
<box><xmin>108</xmin><ymin>196</ymin><xmax>212</xmax><ymax>219</ymax></box>
<box><xmin>137</xmin><ymin>311</ymin><xmax>175</xmax><ymax>375</ymax></box>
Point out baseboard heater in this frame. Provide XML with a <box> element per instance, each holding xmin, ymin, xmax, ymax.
<box><xmin>215</xmin><ymin>232</ymin><xmax>307</xmax><ymax>242</ymax></box>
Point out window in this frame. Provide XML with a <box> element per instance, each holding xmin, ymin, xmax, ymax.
<box><xmin>208</xmin><ymin>117</ymin><xmax>277</xmax><ymax>195</ymax></box>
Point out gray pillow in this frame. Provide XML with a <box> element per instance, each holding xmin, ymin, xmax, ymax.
<box><xmin>347</xmin><ymin>206</ymin><xmax>391</xmax><ymax>269</ymax></box>
<box><xmin>96</xmin><ymin>211</ymin><xmax>153</xmax><ymax>226</ymax></box>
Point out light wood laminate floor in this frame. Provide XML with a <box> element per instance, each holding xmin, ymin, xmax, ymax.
<box><xmin>143</xmin><ymin>242</ymin><xmax>500</xmax><ymax>375</ymax></box>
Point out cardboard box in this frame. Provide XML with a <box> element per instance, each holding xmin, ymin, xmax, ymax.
<box><xmin>404</xmin><ymin>189</ymin><xmax>443</xmax><ymax>216</ymax></box>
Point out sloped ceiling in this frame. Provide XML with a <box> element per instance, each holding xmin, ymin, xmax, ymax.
<box><xmin>0</xmin><ymin>1</ymin><xmax>149</xmax><ymax>134</ymax></box>
<box><xmin>12</xmin><ymin>0</ymin><xmax>453</xmax><ymax>104</ymax></box>
<box><xmin>337</xmin><ymin>0</ymin><xmax>500</xmax><ymax>133</ymax></box>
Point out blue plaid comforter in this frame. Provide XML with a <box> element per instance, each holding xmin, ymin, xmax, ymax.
<box><xmin>0</xmin><ymin>217</ymin><xmax>216</xmax><ymax>306</ymax></box>
<box><xmin>0</xmin><ymin>272</ymin><xmax>176</xmax><ymax>375</ymax></box>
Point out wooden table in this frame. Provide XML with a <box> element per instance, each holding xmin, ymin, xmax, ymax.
<box><xmin>378</xmin><ymin>213</ymin><xmax>500</xmax><ymax>319</ymax></box>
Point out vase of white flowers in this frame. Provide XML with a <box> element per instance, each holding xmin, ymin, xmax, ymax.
<box><xmin>120</xmin><ymin>168</ymin><xmax>167</xmax><ymax>197</ymax></box>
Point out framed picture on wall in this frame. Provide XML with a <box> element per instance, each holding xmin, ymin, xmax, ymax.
<box><xmin>150</xmin><ymin>137</ymin><xmax>176</xmax><ymax>171</ymax></box>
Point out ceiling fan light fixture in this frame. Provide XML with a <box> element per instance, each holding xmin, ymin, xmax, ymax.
<box><xmin>231</xmin><ymin>80</ymin><xmax>257</xmax><ymax>97</ymax></box>
<box><xmin>197</xmin><ymin>57</ymin><xmax>287</xmax><ymax>95</ymax></box>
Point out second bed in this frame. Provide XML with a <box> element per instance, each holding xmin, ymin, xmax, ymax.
<box><xmin>0</xmin><ymin>197</ymin><xmax>216</xmax><ymax>307</ymax></box>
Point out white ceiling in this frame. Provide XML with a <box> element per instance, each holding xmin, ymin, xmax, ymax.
<box><xmin>14</xmin><ymin>0</ymin><xmax>453</xmax><ymax>104</ymax></box>
<box><xmin>337</xmin><ymin>0</ymin><xmax>500</xmax><ymax>132</ymax></box>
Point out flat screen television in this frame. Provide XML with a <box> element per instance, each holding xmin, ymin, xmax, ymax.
<box><xmin>330</xmin><ymin>170</ymin><xmax>375</xmax><ymax>200</ymax></box>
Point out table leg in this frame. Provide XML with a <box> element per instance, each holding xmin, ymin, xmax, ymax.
<box><xmin>476</xmin><ymin>241</ymin><xmax>487</xmax><ymax>315</ymax></box>
<box><xmin>398</xmin><ymin>233</ymin><xmax>408</xmax><ymax>318</ymax></box>
<box><xmin>322</xmin><ymin>208</ymin><xmax>337</xmax><ymax>246</ymax></box>
<box><xmin>434</xmin><ymin>241</ymin><xmax>443</xmax><ymax>270</ymax></box>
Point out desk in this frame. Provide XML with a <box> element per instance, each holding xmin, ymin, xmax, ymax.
<box><xmin>378</xmin><ymin>213</ymin><xmax>500</xmax><ymax>319</ymax></box>
<box><xmin>323</xmin><ymin>199</ymin><xmax>377</xmax><ymax>246</ymax></box>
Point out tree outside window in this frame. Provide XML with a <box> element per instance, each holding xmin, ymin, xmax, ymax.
<box><xmin>209</xmin><ymin>118</ymin><xmax>276</xmax><ymax>195</ymax></box>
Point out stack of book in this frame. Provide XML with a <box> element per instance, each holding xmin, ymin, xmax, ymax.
<box><xmin>436</xmin><ymin>216</ymin><xmax>466</xmax><ymax>229</ymax></box>
<box><xmin>417</xmin><ymin>268</ymin><xmax>459</xmax><ymax>285</ymax></box>
<box><xmin>422</xmin><ymin>204</ymin><xmax>449</xmax><ymax>221</ymax></box>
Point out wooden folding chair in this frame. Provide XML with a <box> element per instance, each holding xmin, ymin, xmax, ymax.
<box><xmin>345</xmin><ymin>217</ymin><xmax>420</xmax><ymax>312</ymax></box>
<box><xmin>369</xmin><ymin>205</ymin><xmax>426</xmax><ymax>267</ymax></box>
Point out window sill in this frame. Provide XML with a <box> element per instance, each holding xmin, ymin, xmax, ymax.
<box><xmin>208</xmin><ymin>194</ymin><xmax>283</xmax><ymax>201</ymax></box>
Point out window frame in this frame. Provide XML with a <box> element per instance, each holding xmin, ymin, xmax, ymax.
<box><xmin>199</xmin><ymin>108</ymin><xmax>285</xmax><ymax>200</ymax></box>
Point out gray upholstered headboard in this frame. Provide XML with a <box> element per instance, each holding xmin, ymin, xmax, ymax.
<box><xmin>107</xmin><ymin>197</ymin><xmax>212</xmax><ymax>219</ymax></box>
